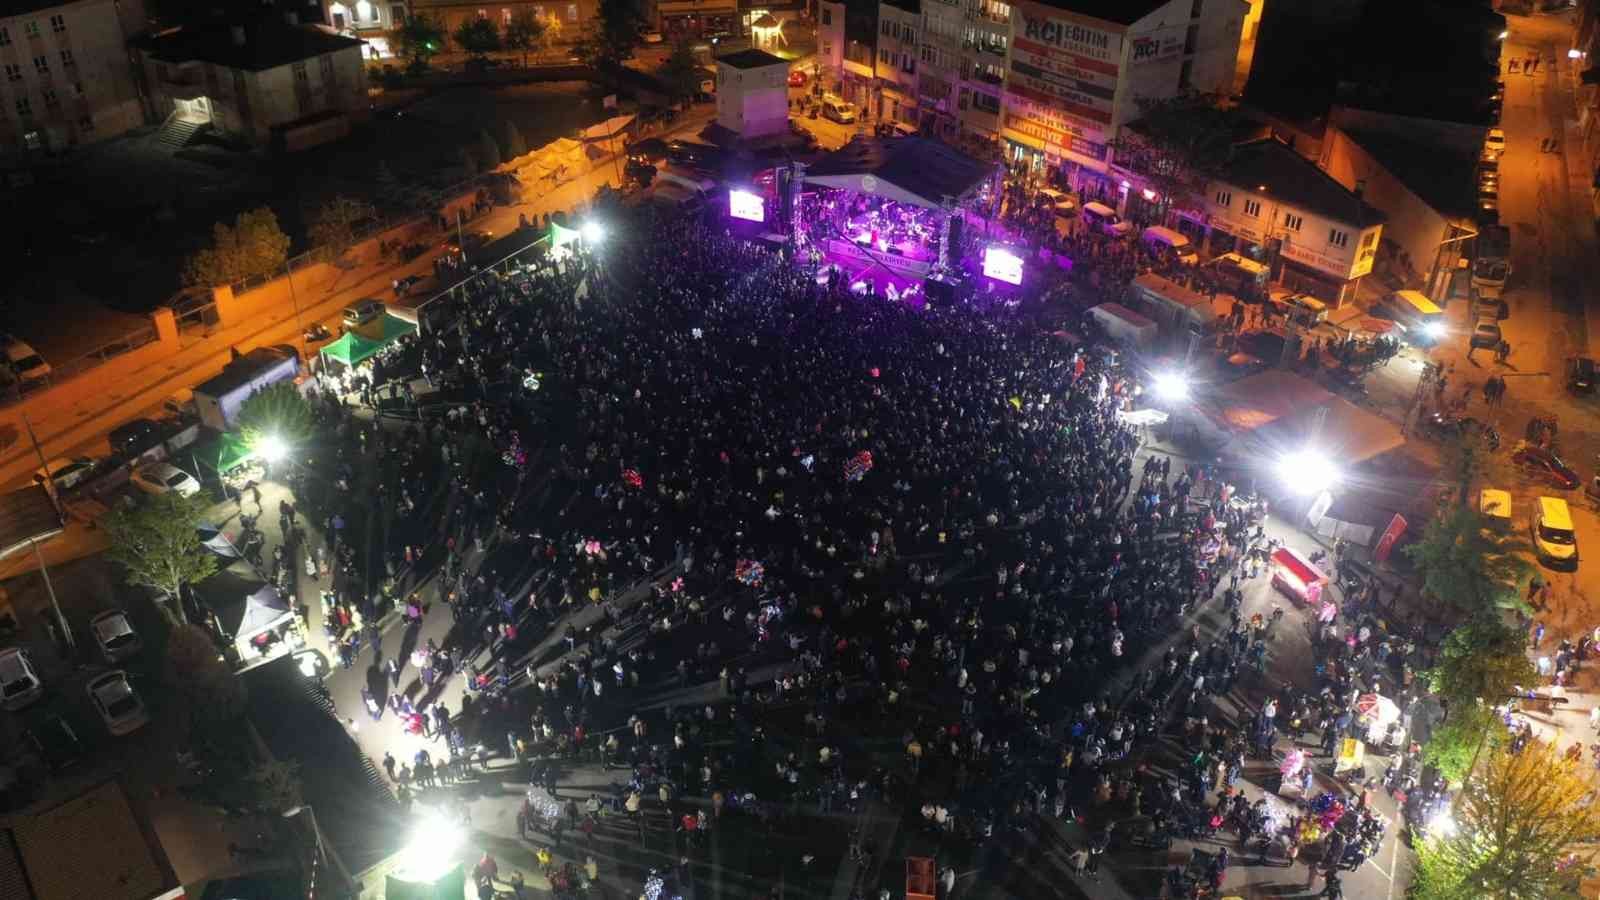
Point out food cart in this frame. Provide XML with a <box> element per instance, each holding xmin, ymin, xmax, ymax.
<box><xmin>1270</xmin><ymin>546</ymin><xmax>1329</xmax><ymax>605</ymax></box>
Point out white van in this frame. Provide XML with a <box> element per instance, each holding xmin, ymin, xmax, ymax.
<box><xmin>821</xmin><ymin>96</ymin><xmax>857</xmax><ymax>124</ymax></box>
<box><xmin>1211</xmin><ymin>252</ymin><xmax>1270</xmax><ymax>294</ymax></box>
<box><xmin>1140</xmin><ymin>226</ymin><xmax>1198</xmax><ymax>264</ymax></box>
<box><xmin>1082</xmin><ymin>202</ymin><xmax>1132</xmax><ymax>237</ymax></box>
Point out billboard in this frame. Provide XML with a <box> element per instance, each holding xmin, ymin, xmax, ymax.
<box><xmin>1007</xmin><ymin>1</ymin><xmax>1123</xmax><ymax>130</ymax></box>
<box><xmin>729</xmin><ymin>188</ymin><xmax>766</xmax><ymax>223</ymax></box>
<box><xmin>983</xmin><ymin>245</ymin><xmax>1025</xmax><ymax>285</ymax></box>
<box><xmin>1128</xmin><ymin>26</ymin><xmax>1185</xmax><ymax>67</ymax></box>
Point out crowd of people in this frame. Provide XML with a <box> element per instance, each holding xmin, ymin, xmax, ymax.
<box><xmin>279</xmin><ymin>198</ymin><xmax>1436</xmax><ymax>900</ymax></box>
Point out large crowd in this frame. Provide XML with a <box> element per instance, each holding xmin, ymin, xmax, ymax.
<box><xmin>288</xmin><ymin>202</ymin><xmax>1433</xmax><ymax>899</ymax></box>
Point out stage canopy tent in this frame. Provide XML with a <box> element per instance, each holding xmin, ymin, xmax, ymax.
<box><xmin>805</xmin><ymin>137</ymin><xmax>993</xmax><ymax>209</ymax></box>
<box><xmin>319</xmin><ymin>314</ymin><xmax>417</xmax><ymax>367</ymax></box>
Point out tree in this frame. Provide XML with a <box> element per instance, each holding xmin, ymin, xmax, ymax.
<box><xmin>1413</xmin><ymin>740</ymin><xmax>1600</xmax><ymax>900</ymax></box>
<box><xmin>456</xmin><ymin>144</ymin><xmax>479</xmax><ymax>177</ymax></box>
<box><xmin>1404</xmin><ymin>506</ymin><xmax>1534</xmax><ymax>615</ymax></box>
<box><xmin>236</xmin><ymin>382</ymin><xmax>315</xmax><ymax>453</ymax></box>
<box><xmin>103</xmin><ymin>492</ymin><xmax>220</xmax><ymax>626</ymax></box>
<box><xmin>165</xmin><ymin>623</ymin><xmax>247</xmax><ymax>726</ymax></box>
<box><xmin>1106</xmin><ymin>93</ymin><xmax>1238</xmax><ymax>219</ymax></box>
<box><xmin>181</xmin><ymin>207</ymin><xmax>291</xmax><ymax>288</ymax></box>
<box><xmin>503</xmin><ymin>10</ymin><xmax>546</xmax><ymax>66</ymax></box>
<box><xmin>453</xmin><ymin>16</ymin><xmax>502</xmax><ymax>58</ymax></box>
<box><xmin>477</xmin><ymin>127</ymin><xmax>503</xmax><ymax>169</ymax></box>
<box><xmin>307</xmin><ymin>195</ymin><xmax>370</xmax><ymax>263</ymax></box>
<box><xmin>1428</xmin><ymin>615</ymin><xmax>1538</xmax><ymax>708</ymax></box>
<box><xmin>658</xmin><ymin>38</ymin><xmax>702</xmax><ymax>102</ymax></box>
<box><xmin>1441</xmin><ymin>430</ymin><xmax>1490</xmax><ymax>507</ymax></box>
<box><xmin>579</xmin><ymin>0</ymin><xmax>644</xmax><ymax>67</ymax></box>
<box><xmin>1421</xmin><ymin>702</ymin><xmax>1496</xmax><ymax>785</ymax></box>
<box><xmin>395</xmin><ymin>13</ymin><xmax>445</xmax><ymax>66</ymax></box>
<box><xmin>501</xmin><ymin>120</ymin><xmax>528</xmax><ymax>159</ymax></box>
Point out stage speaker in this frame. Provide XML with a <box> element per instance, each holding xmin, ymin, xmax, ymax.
<box><xmin>924</xmin><ymin>272</ymin><xmax>965</xmax><ymax>306</ymax></box>
<box><xmin>946</xmin><ymin>213</ymin><xmax>964</xmax><ymax>256</ymax></box>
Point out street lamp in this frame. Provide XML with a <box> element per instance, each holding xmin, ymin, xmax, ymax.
<box><xmin>404</xmin><ymin>810</ymin><xmax>463</xmax><ymax>880</ymax></box>
<box><xmin>580</xmin><ymin>221</ymin><xmax>606</xmax><ymax>244</ymax></box>
<box><xmin>1151</xmin><ymin>371</ymin><xmax>1191</xmax><ymax>403</ymax></box>
<box><xmin>1277</xmin><ymin>448</ymin><xmax>1339</xmax><ymax>495</ymax></box>
<box><xmin>255</xmin><ymin>433</ymin><xmax>288</xmax><ymax>464</ymax></box>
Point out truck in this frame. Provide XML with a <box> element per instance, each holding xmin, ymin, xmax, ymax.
<box><xmin>192</xmin><ymin>347</ymin><xmax>300</xmax><ymax>432</ymax></box>
<box><xmin>1090</xmin><ymin>302</ymin><xmax>1158</xmax><ymax>351</ymax></box>
<box><xmin>1471</xmin><ymin>223</ymin><xmax>1510</xmax><ymax>299</ymax></box>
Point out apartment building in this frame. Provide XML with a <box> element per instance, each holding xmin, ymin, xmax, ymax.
<box><xmin>1002</xmin><ymin>0</ymin><xmax>1247</xmax><ymax>195</ymax></box>
<box><xmin>131</xmin><ymin>17</ymin><xmax>368</xmax><ymax>153</ymax></box>
<box><xmin>873</xmin><ymin>0</ymin><xmax>917</xmax><ymax>125</ymax></box>
<box><xmin>0</xmin><ymin>0</ymin><xmax>149</xmax><ymax>157</ymax></box>
<box><xmin>1194</xmin><ymin>137</ymin><xmax>1384</xmax><ymax>306</ymax></box>
<box><xmin>322</xmin><ymin>0</ymin><xmax>405</xmax><ymax>56</ymax></box>
<box><xmin>411</xmin><ymin>0</ymin><xmax>598</xmax><ymax>47</ymax></box>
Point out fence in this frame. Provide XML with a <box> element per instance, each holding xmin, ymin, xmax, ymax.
<box><xmin>0</xmin><ymin>323</ymin><xmax>162</xmax><ymax>407</ymax></box>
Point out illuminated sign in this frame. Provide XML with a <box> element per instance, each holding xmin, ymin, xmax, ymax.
<box><xmin>729</xmin><ymin>188</ymin><xmax>765</xmax><ymax>222</ymax></box>
<box><xmin>983</xmin><ymin>245</ymin><xmax>1024</xmax><ymax>284</ymax></box>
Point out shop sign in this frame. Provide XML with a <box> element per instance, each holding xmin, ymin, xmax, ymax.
<box><xmin>1128</xmin><ymin>26</ymin><xmax>1184</xmax><ymax>66</ymax></box>
<box><xmin>1280</xmin><ymin>239</ymin><xmax>1354</xmax><ymax>279</ymax></box>
<box><xmin>1008</xmin><ymin>0</ymin><xmax>1122</xmax><ymax>127</ymax></box>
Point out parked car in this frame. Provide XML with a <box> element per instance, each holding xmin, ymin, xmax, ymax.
<box><xmin>90</xmin><ymin>610</ymin><xmax>142</xmax><ymax>663</ymax></box>
<box><xmin>33</xmin><ymin>456</ymin><xmax>98</xmax><ymax>492</ymax></box>
<box><xmin>1531</xmin><ymin>495</ymin><xmax>1579</xmax><ymax>567</ymax></box>
<box><xmin>1470</xmin><ymin>319</ymin><xmax>1503</xmax><ymax>349</ymax></box>
<box><xmin>665</xmin><ymin>140</ymin><xmax>721</xmax><ymax>170</ymax></box>
<box><xmin>109</xmin><ymin>418</ymin><xmax>166</xmax><ymax>457</ymax></box>
<box><xmin>1512</xmin><ymin>441</ymin><xmax>1580</xmax><ymax>490</ymax></box>
<box><xmin>86</xmin><ymin>670</ymin><xmax>149</xmax><ymax>736</ymax></box>
<box><xmin>1484</xmin><ymin>128</ymin><xmax>1506</xmax><ymax>156</ymax></box>
<box><xmin>626</xmin><ymin>137</ymin><xmax>669</xmax><ymax>165</ymax></box>
<box><xmin>0</xmin><ymin>647</ymin><xmax>44</xmax><ymax>711</ymax></box>
<box><xmin>24</xmin><ymin>715</ymin><xmax>84</xmax><ymax>772</ymax></box>
<box><xmin>1</xmin><ymin>335</ymin><xmax>50</xmax><ymax>382</ymax></box>
<box><xmin>341</xmin><ymin>299</ymin><xmax>386</xmax><ymax>328</ymax></box>
<box><xmin>787</xmin><ymin>68</ymin><xmax>808</xmax><ymax>87</ymax></box>
<box><xmin>130</xmin><ymin>462</ymin><xmax>201</xmax><ymax>497</ymax></box>
<box><xmin>1567</xmin><ymin>355</ymin><xmax>1597</xmax><ymax>394</ymax></box>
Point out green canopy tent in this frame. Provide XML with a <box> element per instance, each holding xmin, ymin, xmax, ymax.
<box><xmin>192</xmin><ymin>431</ymin><xmax>256</xmax><ymax>477</ymax></box>
<box><xmin>318</xmin><ymin>314</ymin><xmax>418</xmax><ymax>368</ymax></box>
<box><xmin>549</xmin><ymin>221</ymin><xmax>581</xmax><ymax>248</ymax></box>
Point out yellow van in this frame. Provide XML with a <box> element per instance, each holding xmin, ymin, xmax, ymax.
<box><xmin>1211</xmin><ymin>253</ymin><xmax>1269</xmax><ymax>294</ymax></box>
<box><xmin>1531</xmin><ymin>496</ymin><xmax>1578</xmax><ymax>566</ymax></box>
<box><xmin>1375</xmin><ymin>290</ymin><xmax>1444</xmax><ymax>344</ymax></box>
<box><xmin>1479</xmin><ymin>488</ymin><xmax>1512</xmax><ymax>530</ymax></box>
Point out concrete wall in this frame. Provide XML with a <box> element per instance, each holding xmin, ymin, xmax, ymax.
<box><xmin>1318</xmin><ymin>124</ymin><xmax>1450</xmax><ymax>285</ymax></box>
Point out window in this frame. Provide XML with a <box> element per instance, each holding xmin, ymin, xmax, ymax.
<box><xmin>319</xmin><ymin>54</ymin><xmax>335</xmax><ymax>81</ymax></box>
<box><xmin>972</xmin><ymin>90</ymin><xmax>1000</xmax><ymax>114</ymax></box>
<box><xmin>1361</xmin><ymin>230</ymin><xmax>1378</xmax><ymax>249</ymax></box>
<box><xmin>0</xmin><ymin>26</ymin><xmax>9</xmax><ymax>46</ymax></box>
<box><xmin>1329</xmin><ymin>229</ymin><xmax>1349</xmax><ymax>248</ymax></box>
<box><xmin>33</xmin><ymin>55</ymin><xmax>48</xmax><ymax>75</ymax></box>
<box><xmin>476</xmin><ymin>7</ymin><xmax>487</xmax><ymax>17</ymax></box>
<box><xmin>821</xmin><ymin>8</ymin><xmax>831</xmax><ymax>25</ymax></box>
<box><xmin>902</xmin><ymin>54</ymin><xmax>915</xmax><ymax>74</ymax></box>
<box><xmin>3</xmin><ymin>64</ymin><xmax>19</xmax><ymax>82</ymax></box>
<box><xmin>1242</xmin><ymin>198</ymin><xmax>1261</xmax><ymax>217</ymax></box>
<box><xmin>49</xmin><ymin>14</ymin><xmax>65</xmax><ymax>33</ymax></box>
<box><xmin>41</xmin><ymin>86</ymin><xmax>57</xmax><ymax>109</ymax></box>
<box><xmin>1283</xmin><ymin>212</ymin><xmax>1303</xmax><ymax>231</ymax></box>
<box><xmin>293</xmin><ymin>61</ymin><xmax>309</xmax><ymax>85</ymax></box>
<box><xmin>921</xmin><ymin>44</ymin><xmax>934</xmax><ymax>63</ymax></box>
<box><xmin>24</xmin><ymin>20</ymin><xmax>39</xmax><ymax>38</ymax></box>
<box><xmin>879</xmin><ymin>49</ymin><xmax>890</xmax><ymax>65</ymax></box>
<box><xmin>566</xmin><ymin>3</ymin><xmax>576</xmax><ymax>21</ymax></box>
<box><xmin>502</xmin><ymin>8</ymin><xmax>512</xmax><ymax>24</ymax></box>
<box><xmin>391</xmin><ymin>5</ymin><xmax>406</xmax><ymax>25</ymax></box>
<box><xmin>59</xmin><ymin>48</ymin><xmax>74</xmax><ymax>66</ymax></box>
<box><xmin>1214</xmin><ymin>190</ymin><xmax>1232</xmax><ymax>207</ymax></box>
<box><xmin>15</xmin><ymin>96</ymin><xmax>31</xmax><ymax>117</ymax></box>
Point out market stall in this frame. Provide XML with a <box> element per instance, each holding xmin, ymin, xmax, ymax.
<box><xmin>1270</xmin><ymin>546</ymin><xmax>1329</xmax><ymax>605</ymax></box>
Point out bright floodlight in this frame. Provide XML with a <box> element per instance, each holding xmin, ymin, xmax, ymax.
<box><xmin>580</xmin><ymin>221</ymin><xmax>605</xmax><ymax>243</ymax></box>
<box><xmin>256</xmin><ymin>434</ymin><xmax>288</xmax><ymax>463</ymax></box>
<box><xmin>1420</xmin><ymin>321</ymin><xmax>1446</xmax><ymax>340</ymax></box>
<box><xmin>1152</xmin><ymin>372</ymin><xmax>1190</xmax><ymax>402</ymax></box>
<box><xmin>1279</xmin><ymin>448</ymin><xmax>1339</xmax><ymax>495</ymax></box>
<box><xmin>404</xmin><ymin>810</ymin><xmax>462</xmax><ymax>878</ymax></box>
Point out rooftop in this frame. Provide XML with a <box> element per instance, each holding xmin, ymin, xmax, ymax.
<box><xmin>1030</xmin><ymin>0</ymin><xmax>1168</xmax><ymax>26</ymax></box>
<box><xmin>1342</xmin><ymin>128</ymin><xmax>1478</xmax><ymax>221</ymax></box>
<box><xmin>717</xmin><ymin>48</ymin><xmax>789</xmax><ymax>70</ymax></box>
<box><xmin>806</xmin><ymin>136</ymin><xmax>994</xmax><ymax>209</ymax></box>
<box><xmin>0</xmin><ymin>781</ymin><xmax>178</xmax><ymax>900</ymax></box>
<box><xmin>1217</xmin><ymin>138</ymin><xmax>1386</xmax><ymax>228</ymax></box>
<box><xmin>133</xmin><ymin>20</ymin><xmax>363</xmax><ymax>72</ymax></box>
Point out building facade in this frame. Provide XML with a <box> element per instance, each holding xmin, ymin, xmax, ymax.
<box><xmin>132</xmin><ymin>18</ymin><xmax>368</xmax><ymax>152</ymax></box>
<box><xmin>1001</xmin><ymin>0</ymin><xmax>1248</xmax><ymax>196</ymax></box>
<box><xmin>1194</xmin><ymin>137</ymin><xmax>1383</xmax><ymax>306</ymax></box>
<box><xmin>410</xmin><ymin>0</ymin><xmax>597</xmax><ymax>49</ymax></box>
<box><xmin>715</xmin><ymin>47</ymin><xmax>787</xmax><ymax>137</ymax></box>
<box><xmin>0</xmin><ymin>0</ymin><xmax>150</xmax><ymax>157</ymax></box>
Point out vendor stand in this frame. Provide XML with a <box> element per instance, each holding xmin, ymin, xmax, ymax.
<box><xmin>1270</xmin><ymin>546</ymin><xmax>1329</xmax><ymax>605</ymax></box>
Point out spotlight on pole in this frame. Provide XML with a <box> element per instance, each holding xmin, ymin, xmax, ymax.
<box><xmin>580</xmin><ymin>221</ymin><xmax>606</xmax><ymax>244</ymax></box>
<box><xmin>1152</xmin><ymin>371</ymin><xmax>1190</xmax><ymax>403</ymax></box>
<box><xmin>1278</xmin><ymin>448</ymin><xmax>1340</xmax><ymax>496</ymax></box>
<box><xmin>255</xmin><ymin>434</ymin><xmax>288</xmax><ymax>464</ymax></box>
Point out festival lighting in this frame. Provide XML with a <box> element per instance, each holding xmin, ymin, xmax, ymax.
<box><xmin>403</xmin><ymin>810</ymin><xmax>462</xmax><ymax>880</ymax></box>
<box><xmin>982</xmin><ymin>245</ymin><xmax>1024</xmax><ymax>285</ymax></box>
<box><xmin>580</xmin><ymin>221</ymin><xmax>606</xmax><ymax>244</ymax></box>
<box><xmin>1420</xmin><ymin>321</ymin><xmax>1446</xmax><ymax>341</ymax></box>
<box><xmin>255</xmin><ymin>434</ymin><xmax>288</xmax><ymax>463</ymax></box>
<box><xmin>1152</xmin><ymin>371</ymin><xmax>1190</xmax><ymax>402</ymax></box>
<box><xmin>1278</xmin><ymin>448</ymin><xmax>1340</xmax><ymax>495</ymax></box>
<box><xmin>729</xmin><ymin>188</ymin><xmax>766</xmax><ymax>223</ymax></box>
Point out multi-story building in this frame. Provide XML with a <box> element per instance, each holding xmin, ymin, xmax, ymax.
<box><xmin>956</xmin><ymin>0</ymin><xmax>1008</xmax><ymax>140</ymax></box>
<box><xmin>1001</xmin><ymin>0</ymin><xmax>1247</xmax><ymax>196</ymax></box>
<box><xmin>131</xmin><ymin>16</ymin><xmax>368</xmax><ymax>153</ymax></box>
<box><xmin>411</xmin><ymin>0</ymin><xmax>598</xmax><ymax>48</ymax></box>
<box><xmin>322</xmin><ymin>0</ymin><xmax>406</xmax><ymax>56</ymax></box>
<box><xmin>0</xmin><ymin>0</ymin><xmax>150</xmax><ymax>157</ymax></box>
<box><xmin>872</xmin><ymin>0</ymin><xmax>917</xmax><ymax>125</ymax></box>
<box><xmin>913</xmin><ymin>0</ymin><xmax>959</xmax><ymax>137</ymax></box>
<box><xmin>653</xmin><ymin>0</ymin><xmax>738</xmax><ymax>38</ymax></box>
<box><xmin>1194</xmin><ymin>136</ymin><xmax>1384</xmax><ymax>306</ymax></box>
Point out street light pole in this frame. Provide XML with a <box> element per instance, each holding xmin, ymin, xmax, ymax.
<box><xmin>20</xmin><ymin>412</ymin><xmax>74</xmax><ymax>651</ymax></box>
